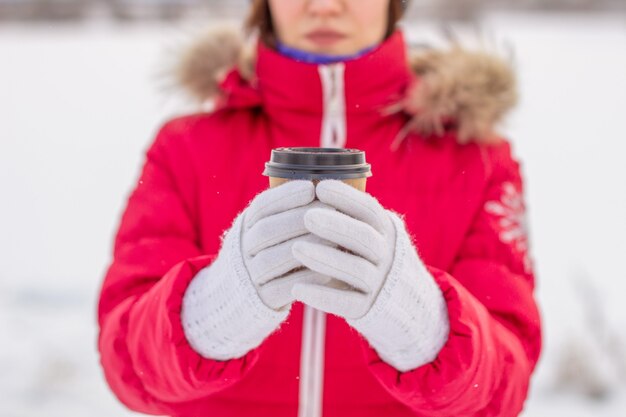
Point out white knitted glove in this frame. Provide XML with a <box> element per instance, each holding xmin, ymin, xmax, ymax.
<box><xmin>291</xmin><ymin>180</ymin><xmax>450</xmax><ymax>371</ymax></box>
<box><xmin>182</xmin><ymin>180</ymin><xmax>331</xmax><ymax>360</ymax></box>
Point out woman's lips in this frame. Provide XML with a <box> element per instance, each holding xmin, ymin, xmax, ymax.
<box><xmin>305</xmin><ymin>30</ymin><xmax>346</xmax><ymax>46</ymax></box>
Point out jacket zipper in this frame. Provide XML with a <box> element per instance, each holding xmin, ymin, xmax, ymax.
<box><xmin>298</xmin><ymin>62</ymin><xmax>347</xmax><ymax>417</ymax></box>
<box><xmin>319</xmin><ymin>64</ymin><xmax>347</xmax><ymax>148</ymax></box>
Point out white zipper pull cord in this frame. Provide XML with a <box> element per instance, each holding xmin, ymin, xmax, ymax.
<box><xmin>319</xmin><ymin>63</ymin><xmax>347</xmax><ymax>148</ymax></box>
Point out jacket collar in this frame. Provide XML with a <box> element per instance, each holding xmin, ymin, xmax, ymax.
<box><xmin>254</xmin><ymin>31</ymin><xmax>411</xmax><ymax>116</ymax></box>
<box><xmin>249</xmin><ymin>31</ymin><xmax>412</xmax><ymax>148</ymax></box>
<box><xmin>172</xmin><ymin>26</ymin><xmax>519</xmax><ymax>146</ymax></box>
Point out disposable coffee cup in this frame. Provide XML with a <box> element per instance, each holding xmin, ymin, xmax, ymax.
<box><xmin>262</xmin><ymin>147</ymin><xmax>372</xmax><ymax>190</ymax></box>
<box><xmin>263</xmin><ymin>147</ymin><xmax>371</xmax><ymax>292</ymax></box>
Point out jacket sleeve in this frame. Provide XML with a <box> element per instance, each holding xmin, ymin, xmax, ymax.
<box><xmin>356</xmin><ymin>139</ymin><xmax>542</xmax><ymax>417</ymax></box>
<box><xmin>97</xmin><ymin>118</ymin><xmax>262</xmax><ymax>414</ymax></box>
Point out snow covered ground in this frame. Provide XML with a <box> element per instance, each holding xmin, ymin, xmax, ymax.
<box><xmin>1</xmin><ymin>11</ymin><xmax>625</xmax><ymax>417</ymax></box>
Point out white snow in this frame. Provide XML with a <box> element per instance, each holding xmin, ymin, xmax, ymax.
<box><xmin>0</xmin><ymin>11</ymin><xmax>625</xmax><ymax>417</ymax></box>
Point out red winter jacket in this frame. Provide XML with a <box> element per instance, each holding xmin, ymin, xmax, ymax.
<box><xmin>97</xmin><ymin>30</ymin><xmax>542</xmax><ymax>417</ymax></box>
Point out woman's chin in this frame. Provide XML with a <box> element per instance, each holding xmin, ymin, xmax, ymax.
<box><xmin>299</xmin><ymin>40</ymin><xmax>356</xmax><ymax>56</ymax></box>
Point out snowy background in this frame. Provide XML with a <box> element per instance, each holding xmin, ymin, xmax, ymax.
<box><xmin>1</xmin><ymin>10</ymin><xmax>625</xmax><ymax>417</ymax></box>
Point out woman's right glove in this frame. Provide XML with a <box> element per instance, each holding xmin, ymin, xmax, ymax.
<box><xmin>181</xmin><ymin>180</ymin><xmax>331</xmax><ymax>360</ymax></box>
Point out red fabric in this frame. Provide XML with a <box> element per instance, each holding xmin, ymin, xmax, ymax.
<box><xmin>97</xmin><ymin>31</ymin><xmax>542</xmax><ymax>416</ymax></box>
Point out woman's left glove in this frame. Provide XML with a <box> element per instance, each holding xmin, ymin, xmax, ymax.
<box><xmin>291</xmin><ymin>180</ymin><xmax>450</xmax><ymax>372</ymax></box>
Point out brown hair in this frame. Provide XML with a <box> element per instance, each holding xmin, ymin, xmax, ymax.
<box><xmin>244</xmin><ymin>0</ymin><xmax>406</xmax><ymax>47</ymax></box>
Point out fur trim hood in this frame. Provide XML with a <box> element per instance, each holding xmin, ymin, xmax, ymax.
<box><xmin>169</xmin><ymin>26</ymin><xmax>519</xmax><ymax>145</ymax></box>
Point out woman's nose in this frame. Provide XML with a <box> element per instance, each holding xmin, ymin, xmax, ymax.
<box><xmin>307</xmin><ymin>0</ymin><xmax>344</xmax><ymax>16</ymax></box>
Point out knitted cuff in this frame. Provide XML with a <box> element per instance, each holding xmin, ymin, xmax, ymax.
<box><xmin>181</xmin><ymin>214</ymin><xmax>291</xmax><ymax>360</ymax></box>
<box><xmin>347</xmin><ymin>211</ymin><xmax>450</xmax><ymax>372</ymax></box>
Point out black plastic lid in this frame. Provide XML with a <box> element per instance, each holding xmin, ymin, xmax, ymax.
<box><xmin>263</xmin><ymin>147</ymin><xmax>372</xmax><ymax>180</ymax></box>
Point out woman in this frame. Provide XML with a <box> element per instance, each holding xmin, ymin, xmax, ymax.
<box><xmin>97</xmin><ymin>1</ymin><xmax>542</xmax><ymax>416</ymax></box>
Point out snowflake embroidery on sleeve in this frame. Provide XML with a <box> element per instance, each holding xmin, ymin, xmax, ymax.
<box><xmin>484</xmin><ymin>181</ymin><xmax>533</xmax><ymax>274</ymax></box>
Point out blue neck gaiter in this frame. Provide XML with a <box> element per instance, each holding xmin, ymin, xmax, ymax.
<box><xmin>275</xmin><ymin>41</ymin><xmax>378</xmax><ymax>65</ymax></box>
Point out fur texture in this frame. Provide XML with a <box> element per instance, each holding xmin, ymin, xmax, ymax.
<box><xmin>171</xmin><ymin>27</ymin><xmax>518</xmax><ymax>145</ymax></box>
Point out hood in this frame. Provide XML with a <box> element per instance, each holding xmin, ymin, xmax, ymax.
<box><xmin>167</xmin><ymin>26</ymin><xmax>519</xmax><ymax>145</ymax></box>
